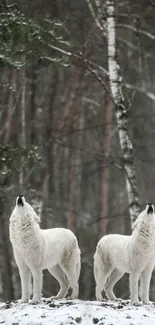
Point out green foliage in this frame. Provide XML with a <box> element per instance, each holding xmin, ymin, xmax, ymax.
<box><xmin>0</xmin><ymin>10</ymin><xmax>40</xmax><ymax>44</ymax></box>
<box><xmin>0</xmin><ymin>144</ymin><xmax>41</xmax><ymax>201</ymax></box>
<box><xmin>0</xmin><ymin>10</ymin><xmax>41</xmax><ymax>66</ymax></box>
<box><xmin>0</xmin><ymin>10</ymin><xmax>71</xmax><ymax>68</ymax></box>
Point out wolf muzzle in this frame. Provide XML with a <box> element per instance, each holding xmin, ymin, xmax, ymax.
<box><xmin>17</xmin><ymin>195</ymin><xmax>24</xmax><ymax>206</ymax></box>
<box><xmin>147</xmin><ymin>203</ymin><xmax>154</xmax><ymax>214</ymax></box>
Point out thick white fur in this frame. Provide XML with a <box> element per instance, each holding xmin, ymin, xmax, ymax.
<box><xmin>94</xmin><ymin>205</ymin><xmax>155</xmax><ymax>305</ymax></box>
<box><xmin>9</xmin><ymin>197</ymin><xmax>81</xmax><ymax>304</ymax></box>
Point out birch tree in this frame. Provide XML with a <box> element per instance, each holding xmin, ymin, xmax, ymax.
<box><xmin>86</xmin><ymin>0</ymin><xmax>140</xmax><ymax>224</ymax></box>
<box><xmin>106</xmin><ymin>0</ymin><xmax>140</xmax><ymax>223</ymax></box>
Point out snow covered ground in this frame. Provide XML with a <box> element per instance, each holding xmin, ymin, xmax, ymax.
<box><xmin>0</xmin><ymin>299</ymin><xmax>155</xmax><ymax>325</ymax></box>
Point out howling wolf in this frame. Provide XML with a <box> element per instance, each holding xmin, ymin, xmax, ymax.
<box><xmin>94</xmin><ymin>203</ymin><xmax>155</xmax><ymax>305</ymax></box>
<box><xmin>9</xmin><ymin>195</ymin><xmax>81</xmax><ymax>304</ymax></box>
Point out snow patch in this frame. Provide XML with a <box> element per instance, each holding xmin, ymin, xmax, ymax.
<box><xmin>0</xmin><ymin>299</ymin><xmax>155</xmax><ymax>325</ymax></box>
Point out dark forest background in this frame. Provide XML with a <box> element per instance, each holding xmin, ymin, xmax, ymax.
<box><xmin>1</xmin><ymin>0</ymin><xmax>155</xmax><ymax>301</ymax></box>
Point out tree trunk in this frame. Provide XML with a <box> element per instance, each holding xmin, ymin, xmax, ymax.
<box><xmin>0</xmin><ymin>68</ymin><xmax>16</xmax><ymax>301</ymax></box>
<box><xmin>0</xmin><ymin>69</ymin><xmax>16</xmax><ymax>143</ymax></box>
<box><xmin>0</xmin><ymin>211</ymin><xmax>14</xmax><ymax>301</ymax></box>
<box><xmin>40</xmin><ymin>169</ymin><xmax>49</xmax><ymax>228</ymax></box>
<box><xmin>106</xmin><ymin>0</ymin><xmax>140</xmax><ymax>224</ymax></box>
<box><xmin>30</xmin><ymin>65</ymin><xmax>37</xmax><ymax>146</ymax></box>
<box><xmin>67</xmin><ymin>109</ymin><xmax>85</xmax><ymax>234</ymax></box>
<box><xmin>98</xmin><ymin>86</ymin><xmax>113</xmax><ymax>238</ymax></box>
<box><xmin>19</xmin><ymin>53</ymin><xmax>26</xmax><ymax>189</ymax></box>
<box><xmin>41</xmin><ymin>67</ymin><xmax>58</xmax><ymax>224</ymax></box>
<box><xmin>54</xmin><ymin>64</ymin><xmax>85</xmax><ymax>222</ymax></box>
<box><xmin>63</xmin><ymin>67</ymin><xmax>85</xmax><ymax>233</ymax></box>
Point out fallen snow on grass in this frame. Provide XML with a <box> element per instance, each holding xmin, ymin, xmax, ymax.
<box><xmin>0</xmin><ymin>299</ymin><xmax>155</xmax><ymax>325</ymax></box>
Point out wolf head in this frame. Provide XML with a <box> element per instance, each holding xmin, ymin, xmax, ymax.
<box><xmin>146</xmin><ymin>203</ymin><xmax>154</xmax><ymax>214</ymax></box>
<box><xmin>15</xmin><ymin>196</ymin><xmax>40</xmax><ymax>223</ymax></box>
<box><xmin>16</xmin><ymin>195</ymin><xmax>26</xmax><ymax>207</ymax></box>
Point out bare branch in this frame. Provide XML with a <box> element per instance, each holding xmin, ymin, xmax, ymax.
<box><xmin>117</xmin><ymin>37</ymin><xmax>155</xmax><ymax>60</ymax></box>
<box><xmin>0</xmin><ymin>0</ymin><xmax>19</xmax><ymax>9</ymax></box>
<box><xmin>125</xmin><ymin>84</ymin><xmax>155</xmax><ymax>101</ymax></box>
<box><xmin>86</xmin><ymin>65</ymin><xmax>115</xmax><ymax>104</ymax></box>
<box><xmin>87</xmin><ymin>66</ymin><xmax>155</xmax><ymax>103</ymax></box>
<box><xmin>43</xmin><ymin>41</ymin><xmax>109</xmax><ymax>76</ymax></box>
<box><xmin>85</xmin><ymin>0</ymin><xmax>104</xmax><ymax>31</ymax></box>
<box><xmin>117</xmin><ymin>24</ymin><xmax>155</xmax><ymax>40</ymax></box>
<box><xmin>149</xmin><ymin>0</ymin><xmax>155</xmax><ymax>6</ymax></box>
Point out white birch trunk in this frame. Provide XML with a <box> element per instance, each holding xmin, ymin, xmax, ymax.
<box><xmin>106</xmin><ymin>0</ymin><xmax>140</xmax><ymax>224</ymax></box>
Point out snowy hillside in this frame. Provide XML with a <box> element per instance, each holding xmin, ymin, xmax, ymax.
<box><xmin>0</xmin><ymin>299</ymin><xmax>155</xmax><ymax>325</ymax></box>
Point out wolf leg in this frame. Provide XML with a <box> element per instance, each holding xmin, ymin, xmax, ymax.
<box><xmin>14</xmin><ymin>250</ymin><xmax>31</xmax><ymax>303</ymax></box>
<box><xmin>105</xmin><ymin>268</ymin><xmax>124</xmax><ymax>300</ymax></box>
<box><xmin>31</xmin><ymin>268</ymin><xmax>42</xmax><ymax>304</ymax></box>
<box><xmin>48</xmin><ymin>265</ymin><xmax>69</xmax><ymax>299</ymax></box>
<box><xmin>130</xmin><ymin>271</ymin><xmax>141</xmax><ymax>305</ymax></box>
<box><xmin>140</xmin><ymin>263</ymin><xmax>154</xmax><ymax>305</ymax></box>
<box><xmin>94</xmin><ymin>251</ymin><xmax>114</xmax><ymax>301</ymax></box>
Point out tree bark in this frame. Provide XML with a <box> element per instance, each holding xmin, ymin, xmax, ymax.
<box><xmin>65</xmin><ymin>69</ymin><xmax>84</xmax><ymax>233</ymax></box>
<box><xmin>98</xmin><ymin>85</ymin><xmax>113</xmax><ymax>238</ymax></box>
<box><xmin>30</xmin><ymin>65</ymin><xmax>37</xmax><ymax>146</ymax></box>
<box><xmin>106</xmin><ymin>0</ymin><xmax>140</xmax><ymax>224</ymax></box>
<box><xmin>67</xmin><ymin>109</ymin><xmax>85</xmax><ymax>234</ymax></box>
<box><xmin>0</xmin><ymin>210</ymin><xmax>14</xmax><ymax>301</ymax></box>
<box><xmin>0</xmin><ymin>68</ymin><xmax>16</xmax><ymax>300</ymax></box>
<box><xmin>19</xmin><ymin>53</ymin><xmax>26</xmax><ymax>189</ymax></box>
<box><xmin>40</xmin><ymin>169</ymin><xmax>49</xmax><ymax>228</ymax></box>
<box><xmin>0</xmin><ymin>69</ymin><xmax>16</xmax><ymax>143</ymax></box>
<box><xmin>54</xmin><ymin>65</ymin><xmax>85</xmax><ymax>224</ymax></box>
<box><xmin>41</xmin><ymin>67</ymin><xmax>58</xmax><ymax>224</ymax></box>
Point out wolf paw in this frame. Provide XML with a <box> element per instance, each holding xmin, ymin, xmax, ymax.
<box><xmin>30</xmin><ymin>299</ymin><xmax>41</xmax><ymax>305</ymax></box>
<box><xmin>142</xmin><ymin>300</ymin><xmax>152</xmax><ymax>306</ymax></box>
<box><xmin>131</xmin><ymin>301</ymin><xmax>142</xmax><ymax>306</ymax></box>
<box><xmin>20</xmin><ymin>298</ymin><xmax>29</xmax><ymax>304</ymax></box>
<box><xmin>50</xmin><ymin>296</ymin><xmax>62</xmax><ymax>300</ymax></box>
<box><xmin>109</xmin><ymin>298</ymin><xmax>122</xmax><ymax>302</ymax></box>
<box><xmin>96</xmin><ymin>294</ymin><xmax>103</xmax><ymax>302</ymax></box>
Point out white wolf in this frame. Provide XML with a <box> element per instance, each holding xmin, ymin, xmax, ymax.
<box><xmin>94</xmin><ymin>203</ymin><xmax>155</xmax><ymax>305</ymax></box>
<box><xmin>9</xmin><ymin>195</ymin><xmax>81</xmax><ymax>304</ymax></box>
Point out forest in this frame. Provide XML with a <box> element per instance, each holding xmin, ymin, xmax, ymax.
<box><xmin>0</xmin><ymin>0</ymin><xmax>155</xmax><ymax>302</ymax></box>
